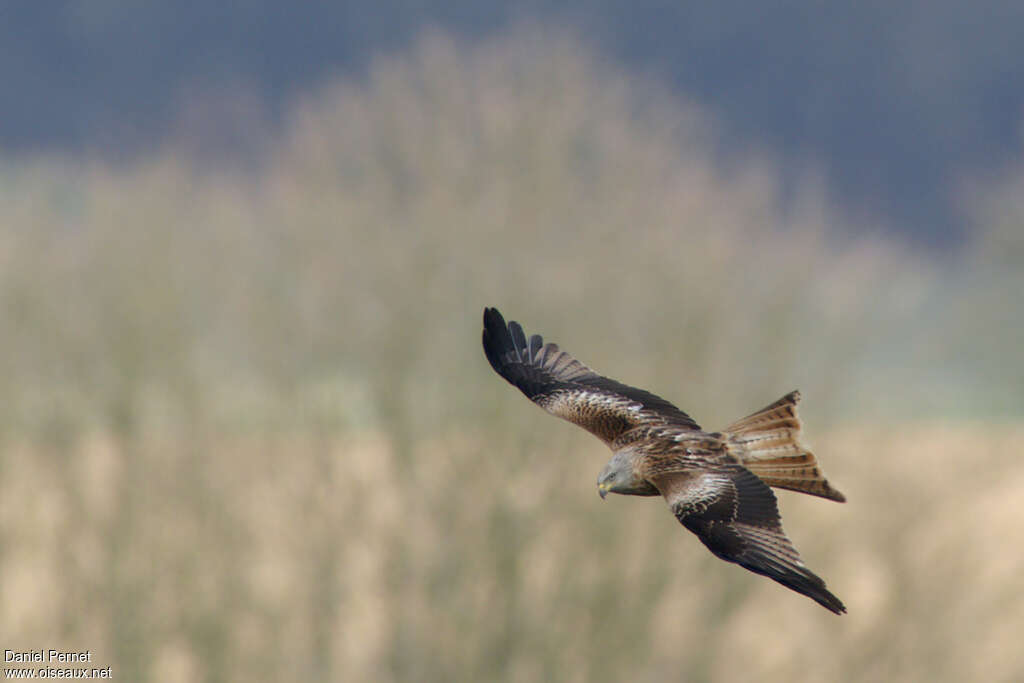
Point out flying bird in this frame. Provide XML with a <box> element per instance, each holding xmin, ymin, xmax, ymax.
<box><xmin>482</xmin><ymin>307</ymin><xmax>847</xmax><ymax>614</ymax></box>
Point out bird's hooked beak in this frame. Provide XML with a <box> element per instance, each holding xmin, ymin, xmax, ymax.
<box><xmin>597</xmin><ymin>482</ymin><xmax>609</xmax><ymax>500</ymax></box>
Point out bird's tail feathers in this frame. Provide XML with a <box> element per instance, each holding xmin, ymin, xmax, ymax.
<box><xmin>723</xmin><ymin>391</ymin><xmax>846</xmax><ymax>502</ymax></box>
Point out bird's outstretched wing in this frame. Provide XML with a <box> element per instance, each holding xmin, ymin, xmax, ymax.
<box><xmin>655</xmin><ymin>464</ymin><xmax>846</xmax><ymax>614</ymax></box>
<box><xmin>482</xmin><ymin>307</ymin><xmax>700</xmax><ymax>444</ymax></box>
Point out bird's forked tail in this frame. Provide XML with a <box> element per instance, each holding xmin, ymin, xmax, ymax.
<box><xmin>722</xmin><ymin>391</ymin><xmax>846</xmax><ymax>502</ymax></box>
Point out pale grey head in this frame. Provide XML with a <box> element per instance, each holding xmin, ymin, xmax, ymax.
<box><xmin>597</xmin><ymin>450</ymin><xmax>659</xmax><ymax>499</ymax></box>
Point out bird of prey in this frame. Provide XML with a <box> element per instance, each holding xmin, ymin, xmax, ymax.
<box><xmin>482</xmin><ymin>307</ymin><xmax>846</xmax><ymax>614</ymax></box>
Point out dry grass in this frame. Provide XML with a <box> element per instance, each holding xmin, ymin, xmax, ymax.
<box><xmin>2</xmin><ymin>424</ymin><xmax>1023</xmax><ymax>682</ymax></box>
<box><xmin>0</xmin><ymin>27</ymin><xmax>1022</xmax><ymax>682</ymax></box>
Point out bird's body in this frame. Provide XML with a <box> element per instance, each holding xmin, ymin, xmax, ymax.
<box><xmin>482</xmin><ymin>307</ymin><xmax>847</xmax><ymax>614</ymax></box>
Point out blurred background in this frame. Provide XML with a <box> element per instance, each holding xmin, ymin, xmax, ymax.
<box><xmin>1</xmin><ymin>3</ymin><xmax>1022</xmax><ymax>682</ymax></box>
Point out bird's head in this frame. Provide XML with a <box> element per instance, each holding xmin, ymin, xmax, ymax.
<box><xmin>597</xmin><ymin>452</ymin><xmax>655</xmax><ymax>499</ymax></box>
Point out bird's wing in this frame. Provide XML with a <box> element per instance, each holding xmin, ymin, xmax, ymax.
<box><xmin>654</xmin><ymin>463</ymin><xmax>846</xmax><ymax>614</ymax></box>
<box><xmin>482</xmin><ymin>307</ymin><xmax>700</xmax><ymax>444</ymax></box>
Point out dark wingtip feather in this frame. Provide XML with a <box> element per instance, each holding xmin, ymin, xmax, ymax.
<box><xmin>738</xmin><ymin>559</ymin><xmax>846</xmax><ymax>614</ymax></box>
<box><xmin>824</xmin><ymin>593</ymin><xmax>847</xmax><ymax>614</ymax></box>
<box><xmin>788</xmin><ymin>571</ymin><xmax>846</xmax><ymax>614</ymax></box>
<box><xmin>482</xmin><ymin>307</ymin><xmax>505</xmax><ymax>333</ymax></box>
<box><xmin>803</xmin><ymin>582</ymin><xmax>847</xmax><ymax>614</ymax></box>
<box><xmin>482</xmin><ymin>307</ymin><xmax>512</xmax><ymax>373</ymax></box>
<box><xmin>528</xmin><ymin>334</ymin><xmax>542</xmax><ymax>359</ymax></box>
<box><xmin>508</xmin><ymin>321</ymin><xmax>528</xmax><ymax>361</ymax></box>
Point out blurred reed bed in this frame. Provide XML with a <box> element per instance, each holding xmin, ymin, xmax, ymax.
<box><xmin>0</xmin><ymin>28</ymin><xmax>1021</xmax><ymax>682</ymax></box>
<box><xmin>4</xmin><ymin>425</ymin><xmax>1024</xmax><ymax>681</ymax></box>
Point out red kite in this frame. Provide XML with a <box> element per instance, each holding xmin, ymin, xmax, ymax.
<box><xmin>482</xmin><ymin>307</ymin><xmax>846</xmax><ymax>614</ymax></box>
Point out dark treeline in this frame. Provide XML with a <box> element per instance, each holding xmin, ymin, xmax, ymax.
<box><xmin>3</xmin><ymin>1</ymin><xmax>1024</xmax><ymax>243</ymax></box>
